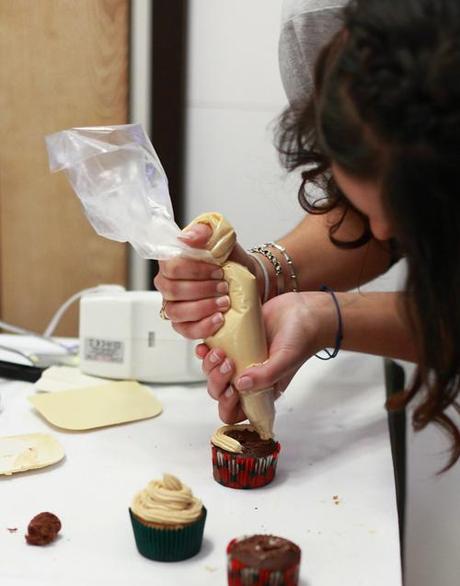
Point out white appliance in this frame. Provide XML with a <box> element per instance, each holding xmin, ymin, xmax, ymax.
<box><xmin>79</xmin><ymin>290</ymin><xmax>204</xmax><ymax>383</ymax></box>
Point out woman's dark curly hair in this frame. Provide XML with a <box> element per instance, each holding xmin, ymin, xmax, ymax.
<box><xmin>276</xmin><ymin>0</ymin><xmax>460</xmax><ymax>469</ymax></box>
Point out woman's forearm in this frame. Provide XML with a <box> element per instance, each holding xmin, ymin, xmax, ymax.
<box><xmin>257</xmin><ymin>207</ymin><xmax>395</xmax><ymax>295</ymax></box>
<box><xmin>312</xmin><ymin>290</ymin><xmax>418</xmax><ymax>363</ymax></box>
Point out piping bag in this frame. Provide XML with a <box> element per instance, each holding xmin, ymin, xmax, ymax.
<box><xmin>186</xmin><ymin>213</ymin><xmax>275</xmax><ymax>439</ymax></box>
<box><xmin>45</xmin><ymin>124</ymin><xmax>275</xmax><ymax>439</ymax></box>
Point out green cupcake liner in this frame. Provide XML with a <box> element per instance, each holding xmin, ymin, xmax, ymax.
<box><xmin>129</xmin><ymin>507</ymin><xmax>207</xmax><ymax>562</ymax></box>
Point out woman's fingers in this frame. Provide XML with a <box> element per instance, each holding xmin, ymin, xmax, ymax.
<box><xmin>172</xmin><ymin>312</ymin><xmax>225</xmax><ymax>339</ymax></box>
<box><xmin>154</xmin><ymin>273</ymin><xmax>228</xmax><ymax>302</ymax></box>
<box><xmin>164</xmin><ymin>295</ymin><xmax>230</xmax><ymax>323</ymax></box>
<box><xmin>157</xmin><ymin>259</ymin><xmax>223</xmax><ymax>282</ymax></box>
<box><xmin>197</xmin><ymin>347</ymin><xmax>246</xmax><ymax>424</ymax></box>
<box><xmin>218</xmin><ymin>387</ymin><xmax>246</xmax><ymax>424</ymax></box>
<box><xmin>195</xmin><ymin>343</ymin><xmax>210</xmax><ymax>360</ymax></box>
<box><xmin>201</xmin><ymin>347</ymin><xmax>225</xmax><ymax>376</ymax></box>
<box><xmin>234</xmin><ymin>349</ymin><xmax>299</xmax><ymax>395</ymax></box>
<box><xmin>205</xmin><ymin>352</ymin><xmax>235</xmax><ymax>400</ymax></box>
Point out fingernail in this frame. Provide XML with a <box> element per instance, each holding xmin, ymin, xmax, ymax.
<box><xmin>216</xmin><ymin>295</ymin><xmax>230</xmax><ymax>309</ymax></box>
<box><xmin>236</xmin><ymin>376</ymin><xmax>253</xmax><ymax>391</ymax></box>
<box><xmin>224</xmin><ymin>386</ymin><xmax>234</xmax><ymax>398</ymax></box>
<box><xmin>211</xmin><ymin>268</ymin><xmax>224</xmax><ymax>279</ymax></box>
<box><xmin>212</xmin><ymin>312</ymin><xmax>224</xmax><ymax>325</ymax></box>
<box><xmin>220</xmin><ymin>359</ymin><xmax>232</xmax><ymax>374</ymax></box>
<box><xmin>216</xmin><ymin>280</ymin><xmax>228</xmax><ymax>294</ymax></box>
<box><xmin>179</xmin><ymin>227</ymin><xmax>200</xmax><ymax>241</ymax></box>
<box><xmin>209</xmin><ymin>351</ymin><xmax>220</xmax><ymax>364</ymax></box>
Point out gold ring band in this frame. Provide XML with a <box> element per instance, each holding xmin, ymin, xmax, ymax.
<box><xmin>159</xmin><ymin>299</ymin><xmax>170</xmax><ymax>320</ymax></box>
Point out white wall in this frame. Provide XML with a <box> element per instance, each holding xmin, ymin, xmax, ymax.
<box><xmin>184</xmin><ymin>3</ymin><xmax>459</xmax><ymax>585</ymax></box>
<box><xmin>184</xmin><ymin>0</ymin><xmax>304</xmax><ymax>247</ymax></box>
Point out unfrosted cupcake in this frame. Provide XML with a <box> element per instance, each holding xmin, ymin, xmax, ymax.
<box><xmin>227</xmin><ymin>534</ymin><xmax>301</xmax><ymax>586</ymax></box>
<box><xmin>211</xmin><ymin>424</ymin><xmax>281</xmax><ymax>489</ymax></box>
<box><xmin>129</xmin><ymin>473</ymin><xmax>206</xmax><ymax>561</ymax></box>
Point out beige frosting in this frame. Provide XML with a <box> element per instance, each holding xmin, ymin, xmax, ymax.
<box><xmin>211</xmin><ymin>424</ymin><xmax>256</xmax><ymax>454</ymax></box>
<box><xmin>208</xmin><ymin>261</ymin><xmax>267</xmax><ymax>376</ymax></box>
<box><xmin>188</xmin><ymin>212</ymin><xmax>275</xmax><ymax>439</ymax></box>
<box><xmin>131</xmin><ymin>474</ymin><xmax>203</xmax><ymax>525</ymax></box>
<box><xmin>0</xmin><ymin>433</ymin><xmax>64</xmax><ymax>476</ymax></box>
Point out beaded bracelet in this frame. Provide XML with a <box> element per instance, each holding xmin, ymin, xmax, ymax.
<box><xmin>315</xmin><ymin>285</ymin><xmax>343</xmax><ymax>360</ymax></box>
<box><xmin>265</xmin><ymin>241</ymin><xmax>299</xmax><ymax>293</ymax></box>
<box><xmin>249</xmin><ymin>245</ymin><xmax>284</xmax><ymax>296</ymax></box>
<box><xmin>249</xmin><ymin>252</ymin><xmax>270</xmax><ymax>303</ymax></box>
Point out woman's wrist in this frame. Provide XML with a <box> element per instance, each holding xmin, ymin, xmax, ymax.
<box><xmin>248</xmin><ymin>251</ymin><xmax>278</xmax><ymax>302</ymax></box>
<box><xmin>300</xmin><ymin>291</ymin><xmax>339</xmax><ymax>354</ymax></box>
<box><xmin>248</xmin><ymin>241</ymin><xmax>299</xmax><ymax>301</ymax></box>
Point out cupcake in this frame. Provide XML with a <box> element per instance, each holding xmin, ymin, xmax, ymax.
<box><xmin>227</xmin><ymin>534</ymin><xmax>301</xmax><ymax>586</ymax></box>
<box><xmin>211</xmin><ymin>424</ymin><xmax>281</xmax><ymax>489</ymax></box>
<box><xmin>129</xmin><ymin>473</ymin><xmax>207</xmax><ymax>562</ymax></box>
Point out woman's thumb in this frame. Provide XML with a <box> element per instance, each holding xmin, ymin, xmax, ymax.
<box><xmin>179</xmin><ymin>222</ymin><xmax>213</xmax><ymax>249</ymax></box>
<box><xmin>234</xmin><ymin>350</ymin><xmax>289</xmax><ymax>393</ymax></box>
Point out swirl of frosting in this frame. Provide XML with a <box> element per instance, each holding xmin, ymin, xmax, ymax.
<box><xmin>131</xmin><ymin>474</ymin><xmax>203</xmax><ymax>525</ymax></box>
<box><xmin>211</xmin><ymin>424</ymin><xmax>256</xmax><ymax>454</ymax></box>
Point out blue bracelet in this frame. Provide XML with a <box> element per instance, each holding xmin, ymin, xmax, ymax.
<box><xmin>315</xmin><ymin>285</ymin><xmax>343</xmax><ymax>360</ymax></box>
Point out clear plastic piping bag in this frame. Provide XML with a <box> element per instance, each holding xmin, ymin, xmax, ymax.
<box><xmin>45</xmin><ymin>124</ymin><xmax>214</xmax><ymax>262</ymax></box>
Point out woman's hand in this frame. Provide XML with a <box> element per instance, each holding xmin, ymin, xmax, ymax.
<box><xmin>197</xmin><ymin>291</ymin><xmax>336</xmax><ymax>424</ymax></box>
<box><xmin>154</xmin><ymin>223</ymin><xmax>256</xmax><ymax>339</ymax></box>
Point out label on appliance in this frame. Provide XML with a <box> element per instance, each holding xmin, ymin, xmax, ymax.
<box><xmin>84</xmin><ymin>338</ymin><xmax>124</xmax><ymax>363</ymax></box>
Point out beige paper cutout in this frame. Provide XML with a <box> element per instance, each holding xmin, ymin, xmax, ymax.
<box><xmin>35</xmin><ymin>365</ymin><xmax>110</xmax><ymax>393</ymax></box>
<box><xmin>28</xmin><ymin>381</ymin><xmax>162</xmax><ymax>431</ymax></box>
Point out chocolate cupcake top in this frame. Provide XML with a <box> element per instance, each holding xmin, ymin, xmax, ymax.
<box><xmin>131</xmin><ymin>474</ymin><xmax>202</xmax><ymax>525</ymax></box>
<box><xmin>211</xmin><ymin>424</ymin><xmax>277</xmax><ymax>457</ymax></box>
<box><xmin>228</xmin><ymin>534</ymin><xmax>301</xmax><ymax>570</ymax></box>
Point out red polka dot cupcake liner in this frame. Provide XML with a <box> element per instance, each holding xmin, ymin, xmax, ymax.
<box><xmin>211</xmin><ymin>442</ymin><xmax>281</xmax><ymax>489</ymax></box>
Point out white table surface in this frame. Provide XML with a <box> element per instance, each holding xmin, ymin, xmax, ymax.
<box><xmin>0</xmin><ymin>339</ymin><xmax>401</xmax><ymax>586</ymax></box>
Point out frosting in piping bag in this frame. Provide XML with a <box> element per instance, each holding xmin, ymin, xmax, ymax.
<box><xmin>186</xmin><ymin>212</ymin><xmax>276</xmax><ymax>439</ymax></box>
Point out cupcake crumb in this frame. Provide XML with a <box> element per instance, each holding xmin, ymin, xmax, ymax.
<box><xmin>25</xmin><ymin>512</ymin><xmax>61</xmax><ymax>546</ymax></box>
<box><xmin>204</xmin><ymin>565</ymin><xmax>218</xmax><ymax>572</ymax></box>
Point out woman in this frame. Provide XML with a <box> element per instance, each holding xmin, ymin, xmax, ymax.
<box><xmin>155</xmin><ymin>0</ymin><xmax>460</xmax><ymax>469</ymax></box>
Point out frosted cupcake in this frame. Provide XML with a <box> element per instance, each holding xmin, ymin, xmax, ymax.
<box><xmin>211</xmin><ymin>424</ymin><xmax>281</xmax><ymax>489</ymax></box>
<box><xmin>129</xmin><ymin>473</ymin><xmax>206</xmax><ymax>561</ymax></box>
<box><xmin>227</xmin><ymin>534</ymin><xmax>301</xmax><ymax>585</ymax></box>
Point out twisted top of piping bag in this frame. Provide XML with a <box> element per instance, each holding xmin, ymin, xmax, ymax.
<box><xmin>184</xmin><ymin>212</ymin><xmax>236</xmax><ymax>265</ymax></box>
